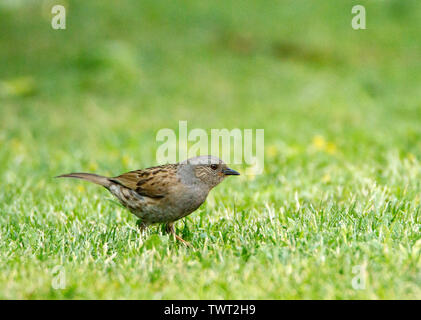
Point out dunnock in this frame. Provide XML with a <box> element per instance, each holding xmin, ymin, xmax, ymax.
<box><xmin>56</xmin><ymin>155</ymin><xmax>239</xmax><ymax>246</ymax></box>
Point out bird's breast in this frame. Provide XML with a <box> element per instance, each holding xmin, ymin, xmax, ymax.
<box><xmin>168</xmin><ymin>183</ymin><xmax>209</xmax><ymax>215</ymax></box>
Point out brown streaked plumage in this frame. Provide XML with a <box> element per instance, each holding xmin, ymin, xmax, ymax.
<box><xmin>56</xmin><ymin>155</ymin><xmax>240</xmax><ymax>246</ymax></box>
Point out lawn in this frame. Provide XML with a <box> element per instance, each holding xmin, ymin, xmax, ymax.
<box><xmin>0</xmin><ymin>0</ymin><xmax>420</xmax><ymax>299</ymax></box>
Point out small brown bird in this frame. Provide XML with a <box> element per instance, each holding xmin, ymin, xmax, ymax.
<box><xmin>56</xmin><ymin>155</ymin><xmax>239</xmax><ymax>246</ymax></box>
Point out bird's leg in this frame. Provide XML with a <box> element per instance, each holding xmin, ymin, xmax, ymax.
<box><xmin>165</xmin><ymin>223</ymin><xmax>191</xmax><ymax>247</ymax></box>
<box><xmin>136</xmin><ymin>220</ymin><xmax>148</xmax><ymax>234</ymax></box>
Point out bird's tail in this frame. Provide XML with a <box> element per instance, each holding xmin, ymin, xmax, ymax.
<box><xmin>55</xmin><ymin>173</ymin><xmax>111</xmax><ymax>188</ymax></box>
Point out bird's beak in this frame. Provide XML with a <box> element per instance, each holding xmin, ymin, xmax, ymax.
<box><xmin>223</xmin><ymin>167</ymin><xmax>240</xmax><ymax>176</ymax></box>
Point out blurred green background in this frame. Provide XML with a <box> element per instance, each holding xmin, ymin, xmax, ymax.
<box><xmin>0</xmin><ymin>0</ymin><xmax>420</xmax><ymax>299</ymax></box>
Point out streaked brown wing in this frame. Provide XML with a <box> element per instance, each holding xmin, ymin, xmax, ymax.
<box><xmin>110</xmin><ymin>164</ymin><xmax>178</xmax><ymax>199</ymax></box>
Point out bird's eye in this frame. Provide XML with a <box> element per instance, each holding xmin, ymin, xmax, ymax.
<box><xmin>210</xmin><ymin>164</ymin><xmax>218</xmax><ymax>170</ymax></box>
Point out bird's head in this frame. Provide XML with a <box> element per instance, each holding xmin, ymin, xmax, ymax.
<box><xmin>181</xmin><ymin>155</ymin><xmax>240</xmax><ymax>189</ymax></box>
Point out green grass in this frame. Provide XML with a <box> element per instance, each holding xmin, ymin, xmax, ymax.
<box><xmin>0</xmin><ymin>0</ymin><xmax>420</xmax><ymax>299</ymax></box>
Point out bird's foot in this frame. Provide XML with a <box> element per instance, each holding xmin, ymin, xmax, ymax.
<box><xmin>165</xmin><ymin>223</ymin><xmax>192</xmax><ymax>248</ymax></box>
<box><xmin>174</xmin><ymin>234</ymin><xmax>192</xmax><ymax>247</ymax></box>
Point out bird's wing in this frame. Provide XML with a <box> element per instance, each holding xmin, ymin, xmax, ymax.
<box><xmin>110</xmin><ymin>164</ymin><xmax>178</xmax><ymax>199</ymax></box>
